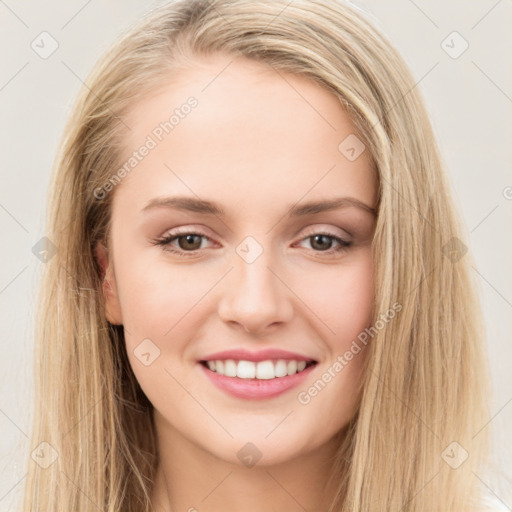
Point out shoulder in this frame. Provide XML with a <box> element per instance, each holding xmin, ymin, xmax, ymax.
<box><xmin>474</xmin><ymin>493</ymin><xmax>511</xmax><ymax>512</ymax></box>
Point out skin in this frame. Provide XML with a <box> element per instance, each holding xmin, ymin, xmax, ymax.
<box><xmin>95</xmin><ymin>53</ymin><xmax>378</xmax><ymax>512</ymax></box>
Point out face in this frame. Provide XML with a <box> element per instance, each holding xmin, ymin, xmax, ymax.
<box><xmin>96</xmin><ymin>53</ymin><xmax>377</xmax><ymax>466</ymax></box>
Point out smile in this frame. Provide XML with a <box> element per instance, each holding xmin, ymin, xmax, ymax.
<box><xmin>198</xmin><ymin>359</ymin><xmax>318</xmax><ymax>400</ymax></box>
<box><xmin>200</xmin><ymin>359</ymin><xmax>316</xmax><ymax>379</ymax></box>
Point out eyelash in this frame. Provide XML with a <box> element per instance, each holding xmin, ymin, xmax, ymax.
<box><xmin>151</xmin><ymin>228</ymin><xmax>352</xmax><ymax>257</ymax></box>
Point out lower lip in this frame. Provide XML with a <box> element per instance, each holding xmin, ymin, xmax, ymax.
<box><xmin>198</xmin><ymin>362</ymin><xmax>317</xmax><ymax>400</ymax></box>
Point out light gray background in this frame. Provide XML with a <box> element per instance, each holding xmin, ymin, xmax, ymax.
<box><xmin>1</xmin><ymin>1</ymin><xmax>511</xmax><ymax>510</ymax></box>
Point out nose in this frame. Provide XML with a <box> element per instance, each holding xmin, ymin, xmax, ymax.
<box><xmin>217</xmin><ymin>247</ymin><xmax>294</xmax><ymax>334</ymax></box>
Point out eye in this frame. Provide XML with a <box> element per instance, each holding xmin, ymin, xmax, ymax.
<box><xmin>151</xmin><ymin>229</ymin><xmax>215</xmax><ymax>255</ymax></box>
<box><xmin>296</xmin><ymin>231</ymin><xmax>352</xmax><ymax>255</ymax></box>
<box><xmin>151</xmin><ymin>228</ymin><xmax>352</xmax><ymax>257</ymax></box>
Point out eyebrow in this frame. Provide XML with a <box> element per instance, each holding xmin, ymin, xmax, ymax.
<box><xmin>141</xmin><ymin>195</ymin><xmax>377</xmax><ymax>217</ymax></box>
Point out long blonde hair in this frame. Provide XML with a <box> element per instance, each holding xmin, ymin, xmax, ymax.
<box><xmin>23</xmin><ymin>0</ymin><xmax>491</xmax><ymax>510</ymax></box>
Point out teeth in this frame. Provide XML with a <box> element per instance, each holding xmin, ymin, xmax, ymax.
<box><xmin>224</xmin><ymin>359</ymin><xmax>237</xmax><ymax>377</ymax></box>
<box><xmin>205</xmin><ymin>359</ymin><xmax>311</xmax><ymax>379</ymax></box>
<box><xmin>287</xmin><ymin>360</ymin><xmax>297</xmax><ymax>375</ymax></box>
<box><xmin>238</xmin><ymin>360</ymin><xmax>256</xmax><ymax>379</ymax></box>
<box><xmin>274</xmin><ymin>360</ymin><xmax>288</xmax><ymax>377</ymax></box>
<box><xmin>256</xmin><ymin>361</ymin><xmax>275</xmax><ymax>380</ymax></box>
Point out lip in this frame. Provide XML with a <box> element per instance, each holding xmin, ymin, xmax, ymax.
<box><xmin>198</xmin><ymin>361</ymin><xmax>317</xmax><ymax>400</ymax></box>
<box><xmin>199</xmin><ymin>348</ymin><xmax>317</xmax><ymax>363</ymax></box>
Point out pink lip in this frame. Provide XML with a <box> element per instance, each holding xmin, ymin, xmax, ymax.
<box><xmin>199</xmin><ymin>348</ymin><xmax>316</xmax><ymax>363</ymax></box>
<box><xmin>198</xmin><ymin>362</ymin><xmax>317</xmax><ymax>400</ymax></box>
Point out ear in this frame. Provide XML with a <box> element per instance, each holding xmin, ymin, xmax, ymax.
<box><xmin>94</xmin><ymin>241</ymin><xmax>123</xmax><ymax>325</ymax></box>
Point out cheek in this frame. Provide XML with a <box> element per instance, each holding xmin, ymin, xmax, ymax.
<box><xmin>118</xmin><ymin>264</ymin><xmax>205</xmax><ymax>408</ymax></box>
<box><xmin>331</xmin><ymin>258</ymin><xmax>374</xmax><ymax>338</ymax></box>
<box><xmin>115</xmin><ymin>252</ymin><xmax>212</xmax><ymax>340</ymax></box>
<box><xmin>298</xmin><ymin>251</ymin><xmax>375</xmax><ymax>344</ymax></box>
<box><xmin>294</xmin><ymin>258</ymin><xmax>374</xmax><ymax>437</ymax></box>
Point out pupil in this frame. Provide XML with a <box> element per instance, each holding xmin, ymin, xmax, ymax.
<box><xmin>180</xmin><ymin>234</ymin><xmax>201</xmax><ymax>250</ymax></box>
<box><xmin>312</xmin><ymin>234</ymin><xmax>332</xmax><ymax>251</ymax></box>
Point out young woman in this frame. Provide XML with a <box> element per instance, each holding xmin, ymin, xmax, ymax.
<box><xmin>23</xmin><ymin>0</ymin><xmax>498</xmax><ymax>510</ymax></box>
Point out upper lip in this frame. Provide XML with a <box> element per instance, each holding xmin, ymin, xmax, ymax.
<box><xmin>199</xmin><ymin>348</ymin><xmax>317</xmax><ymax>363</ymax></box>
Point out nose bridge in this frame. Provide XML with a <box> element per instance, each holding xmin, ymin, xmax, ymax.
<box><xmin>217</xmin><ymin>235</ymin><xmax>293</xmax><ymax>331</ymax></box>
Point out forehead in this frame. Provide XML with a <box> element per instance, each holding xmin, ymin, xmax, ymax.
<box><xmin>114</xmin><ymin>53</ymin><xmax>377</xmax><ymax>215</ymax></box>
